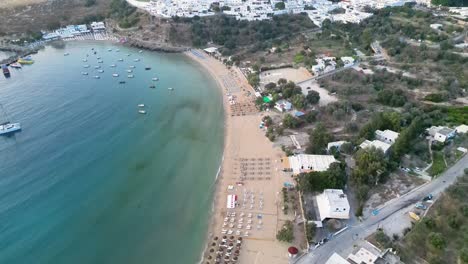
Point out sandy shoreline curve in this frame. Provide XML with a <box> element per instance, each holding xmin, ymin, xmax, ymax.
<box><xmin>185</xmin><ymin>49</ymin><xmax>293</xmax><ymax>264</ymax></box>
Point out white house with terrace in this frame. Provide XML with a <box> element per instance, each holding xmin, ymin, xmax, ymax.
<box><xmin>128</xmin><ymin>0</ymin><xmax>422</xmax><ymax>24</ymax></box>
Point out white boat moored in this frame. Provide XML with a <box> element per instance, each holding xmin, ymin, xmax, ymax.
<box><xmin>139</xmin><ymin>110</ymin><xmax>147</xmax><ymax>114</ymax></box>
<box><xmin>0</xmin><ymin>122</ymin><xmax>21</xmax><ymax>135</ymax></box>
<box><xmin>138</xmin><ymin>104</ymin><xmax>145</xmax><ymax>107</ymax></box>
<box><xmin>112</xmin><ymin>73</ymin><xmax>119</xmax><ymax>77</ymax></box>
<box><xmin>127</xmin><ymin>74</ymin><xmax>134</xmax><ymax>78</ymax></box>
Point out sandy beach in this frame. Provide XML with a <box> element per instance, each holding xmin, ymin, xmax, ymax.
<box><xmin>186</xmin><ymin>50</ymin><xmax>296</xmax><ymax>264</ymax></box>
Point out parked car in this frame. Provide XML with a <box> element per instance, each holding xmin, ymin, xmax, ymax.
<box><xmin>415</xmin><ymin>202</ymin><xmax>427</xmax><ymax>210</ymax></box>
<box><xmin>423</xmin><ymin>194</ymin><xmax>433</xmax><ymax>201</ymax></box>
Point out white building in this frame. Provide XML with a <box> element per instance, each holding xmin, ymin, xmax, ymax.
<box><xmin>340</xmin><ymin>56</ymin><xmax>355</xmax><ymax>67</ymax></box>
<box><xmin>325</xmin><ymin>253</ymin><xmax>349</xmax><ymax>264</ymax></box>
<box><xmin>275</xmin><ymin>99</ymin><xmax>292</xmax><ymax>112</ymax></box>
<box><xmin>426</xmin><ymin>126</ymin><xmax>456</xmax><ymax>143</ymax></box>
<box><xmin>287</xmin><ymin>154</ymin><xmax>337</xmax><ymax>174</ymax></box>
<box><xmin>90</xmin><ymin>21</ymin><xmax>106</xmax><ymax>31</ymax></box>
<box><xmin>347</xmin><ymin>248</ymin><xmax>379</xmax><ymax>264</ymax></box>
<box><xmin>327</xmin><ymin>141</ymin><xmax>347</xmax><ymax>152</ymax></box>
<box><xmin>375</xmin><ymin>129</ymin><xmax>399</xmax><ymax>144</ymax></box>
<box><xmin>456</xmin><ymin>124</ymin><xmax>468</xmax><ymax>134</ymax></box>
<box><xmin>316</xmin><ymin>189</ymin><xmax>350</xmax><ymax>221</ymax></box>
<box><xmin>359</xmin><ymin>140</ymin><xmax>392</xmax><ymax>154</ymax></box>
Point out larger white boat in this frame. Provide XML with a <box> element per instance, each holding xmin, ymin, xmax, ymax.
<box><xmin>0</xmin><ymin>122</ymin><xmax>21</xmax><ymax>135</ymax></box>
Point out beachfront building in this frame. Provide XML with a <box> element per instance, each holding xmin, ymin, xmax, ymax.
<box><xmin>316</xmin><ymin>189</ymin><xmax>350</xmax><ymax>221</ymax></box>
<box><xmin>91</xmin><ymin>21</ymin><xmax>106</xmax><ymax>31</ymax></box>
<box><xmin>287</xmin><ymin>154</ymin><xmax>337</xmax><ymax>174</ymax></box>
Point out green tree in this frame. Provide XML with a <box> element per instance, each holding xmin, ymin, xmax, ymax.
<box><xmin>283</xmin><ymin>114</ymin><xmax>299</xmax><ymax>129</ymax></box>
<box><xmin>428</xmin><ymin>232</ymin><xmax>445</xmax><ymax>250</ymax></box>
<box><xmin>275</xmin><ymin>1</ymin><xmax>286</xmax><ymax>10</ymax></box>
<box><xmin>276</xmin><ymin>221</ymin><xmax>294</xmax><ymax>242</ymax></box>
<box><xmin>248</xmin><ymin>73</ymin><xmax>260</xmax><ymax>87</ymax></box>
<box><xmin>306</xmin><ymin>124</ymin><xmax>332</xmax><ymax>154</ymax></box>
<box><xmin>291</xmin><ymin>94</ymin><xmax>306</xmax><ymax>109</ymax></box>
<box><xmin>306</xmin><ymin>90</ymin><xmax>320</xmax><ymax>104</ymax></box>
<box><xmin>352</xmin><ymin>147</ymin><xmax>387</xmax><ymax>185</ymax></box>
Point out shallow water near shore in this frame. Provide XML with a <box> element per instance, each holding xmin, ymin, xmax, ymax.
<box><xmin>0</xmin><ymin>41</ymin><xmax>223</xmax><ymax>264</ymax></box>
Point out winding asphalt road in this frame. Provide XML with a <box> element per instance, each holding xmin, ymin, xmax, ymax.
<box><xmin>296</xmin><ymin>154</ymin><xmax>468</xmax><ymax>264</ymax></box>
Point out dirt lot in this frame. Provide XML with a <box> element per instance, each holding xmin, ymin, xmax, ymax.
<box><xmin>363</xmin><ymin>172</ymin><xmax>427</xmax><ymax>217</ymax></box>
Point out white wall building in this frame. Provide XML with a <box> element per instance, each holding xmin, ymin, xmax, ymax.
<box><xmin>456</xmin><ymin>124</ymin><xmax>468</xmax><ymax>134</ymax></box>
<box><xmin>316</xmin><ymin>189</ymin><xmax>350</xmax><ymax>221</ymax></box>
<box><xmin>287</xmin><ymin>154</ymin><xmax>337</xmax><ymax>174</ymax></box>
<box><xmin>375</xmin><ymin>129</ymin><xmax>399</xmax><ymax>144</ymax></box>
<box><xmin>426</xmin><ymin>126</ymin><xmax>456</xmax><ymax>143</ymax></box>
<box><xmin>327</xmin><ymin>141</ymin><xmax>347</xmax><ymax>152</ymax></box>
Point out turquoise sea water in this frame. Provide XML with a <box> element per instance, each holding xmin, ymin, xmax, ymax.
<box><xmin>0</xmin><ymin>41</ymin><xmax>223</xmax><ymax>264</ymax></box>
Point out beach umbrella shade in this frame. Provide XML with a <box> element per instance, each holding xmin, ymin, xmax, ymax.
<box><xmin>214</xmin><ymin>236</ymin><xmax>219</xmax><ymax>240</ymax></box>
<box><xmin>210</xmin><ymin>248</ymin><xmax>215</xmax><ymax>253</ymax></box>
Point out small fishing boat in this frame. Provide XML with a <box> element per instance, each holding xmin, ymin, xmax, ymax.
<box><xmin>64</xmin><ymin>53</ymin><xmax>70</xmax><ymax>56</ymax></box>
<box><xmin>129</xmin><ymin>65</ymin><xmax>136</xmax><ymax>69</ymax></box>
<box><xmin>81</xmin><ymin>72</ymin><xmax>89</xmax><ymax>75</ymax></box>
<box><xmin>126</xmin><ymin>53</ymin><xmax>131</xmax><ymax>56</ymax></box>
<box><xmin>98</xmin><ymin>60</ymin><xmax>103</xmax><ymax>63</ymax></box>
<box><xmin>94</xmin><ymin>66</ymin><xmax>101</xmax><ymax>69</ymax></box>
<box><xmin>139</xmin><ymin>50</ymin><xmax>143</xmax><ymax>53</ymax></box>
<box><xmin>119</xmin><ymin>81</ymin><xmax>126</xmax><ymax>84</ymax></box>
<box><xmin>134</xmin><ymin>59</ymin><xmax>140</xmax><ymax>62</ymax></box>
<box><xmin>116</xmin><ymin>49</ymin><xmax>120</xmax><ymax>52</ymax></box>
<box><xmin>97</xmin><ymin>57</ymin><xmax>101</xmax><ymax>60</ymax></box>
<box><xmin>94</xmin><ymin>75</ymin><xmax>100</xmax><ymax>79</ymax></box>
<box><xmin>127</xmin><ymin>74</ymin><xmax>134</xmax><ymax>78</ymax></box>
<box><xmin>168</xmin><ymin>87</ymin><xmax>174</xmax><ymax>91</ymax></box>
<box><xmin>18</xmin><ymin>56</ymin><xmax>34</xmax><ymax>65</ymax></box>
<box><xmin>149</xmin><ymin>85</ymin><xmax>156</xmax><ymax>89</ymax></box>
<box><xmin>0</xmin><ymin>122</ymin><xmax>21</xmax><ymax>135</ymax></box>
<box><xmin>2</xmin><ymin>64</ymin><xmax>10</xmax><ymax>77</ymax></box>
<box><xmin>138</xmin><ymin>104</ymin><xmax>145</xmax><ymax>107</ymax></box>
<box><xmin>145</xmin><ymin>67</ymin><xmax>151</xmax><ymax>70</ymax></box>
<box><xmin>82</xmin><ymin>58</ymin><xmax>87</xmax><ymax>62</ymax></box>
<box><xmin>110</xmin><ymin>64</ymin><xmax>116</xmax><ymax>68</ymax></box>
<box><xmin>152</xmin><ymin>77</ymin><xmax>159</xmax><ymax>81</ymax></box>
<box><xmin>127</xmin><ymin>69</ymin><xmax>133</xmax><ymax>73</ymax></box>
<box><xmin>9</xmin><ymin>62</ymin><xmax>22</xmax><ymax>69</ymax></box>
<box><xmin>112</xmin><ymin>73</ymin><xmax>119</xmax><ymax>77</ymax></box>
<box><xmin>118</xmin><ymin>58</ymin><xmax>123</xmax><ymax>62</ymax></box>
<box><xmin>98</xmin><ymin>69</ymin><xmax>104</xmax><ymax>73</ymax></box>
<box><xmin>83</xmin><ymin>65</ymin><xmax>90</xmax><ymax>68</ymax></box>
<box><xmin>108</xmin><ymin>48</ymin><xmax>112</xmax><ymax>52</ymax></box>
<box><xmin>138</xmin><ymin>110</ymin><xmax>146</xmax><ymax>114</ymax></box>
